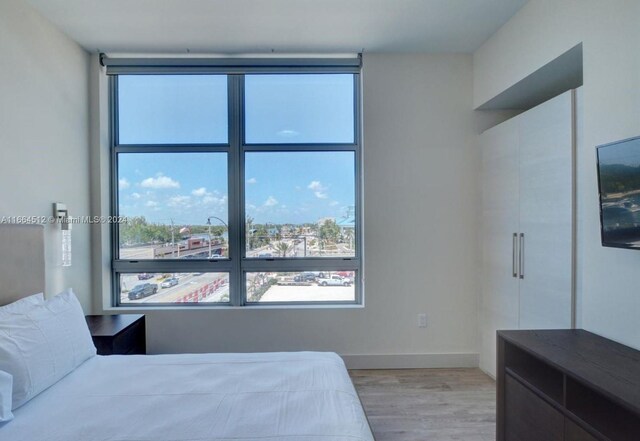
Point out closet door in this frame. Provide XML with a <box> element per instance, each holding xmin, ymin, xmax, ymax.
<box><xmin>480</xmin><ymin>117</ymin><xmax>521</xmax><ymax>377</ymax></box>
<box><xmin>518</xmin><ymin>90</ymin><xmax>574</xmax><ymax>329</ymax></box>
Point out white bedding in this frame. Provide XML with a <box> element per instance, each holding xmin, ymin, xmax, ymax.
<box><xmin>1</xmin><ymin>352</ymin><xmax>373</xmax><ymax>441</ymax></box>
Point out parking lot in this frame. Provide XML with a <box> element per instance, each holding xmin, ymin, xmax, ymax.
<box><xmin>121</xmin><ymin>273</ymin><xmax>229</xmax><ymax>304</ymax></box>
<box><xmin>258</xmin><ymin>285</ymin><xmax>355</xmax><ymax>302</ymax></box>
<box><xmin>121</xmin><ymin>270</ymin><xmax>355</xmax><ymax>304</ymax></box>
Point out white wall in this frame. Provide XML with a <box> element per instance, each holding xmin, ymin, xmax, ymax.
<box><xmin>96</xmin><ymin>53</ymin><xmax>482</xmax><ymax>367</ymax></box>
<box><xmin>474</xmin><ymin>0</ymin><xmax>640</xmax><ymax>349</ymax></box>
<box><xmin>0</xmin><ymin>0</ymin><xmax>91</xmax><ymax>310</ymax></box>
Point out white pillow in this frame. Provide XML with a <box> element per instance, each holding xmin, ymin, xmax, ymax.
<box><xmin>0</xmin><ymin>293</ymin><xmax>44</xmax><ymax>315</ymax></box>
<box><xmin>0</xmin><ymin>370</ymin><xmax>13</xmax><ymax>422</ymax></box>
<box><xmin>0</xmin><ymin>289</ymin><xmax>96</xmax><ymax>409</ymax></box>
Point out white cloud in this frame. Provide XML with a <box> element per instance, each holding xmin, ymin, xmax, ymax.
<box><xmin>308</xmin><ymin>181</ymin><xmax>322</xmax><ymax>190</ymax></box>
<box><xmin>203</xmin><ymin>194</ymin><xmax>227</xmax><ymax>206</ymax></box>
<box><xmin>192</xmin><ymin>188</ymin><xmax>227</xmax><ymax>208</ymax></box>
<box><xmin>118</xmin><ymin>178</ymin><xmax>130</xmax><ymax>190</ymax></box>
<box><xmin>247</xmin><ymin>178</ymin><xmax>257</xmax><ymax>184</ymax></box>
<box><xmin>329</xmin><ymin>200</ymin><xmax>339</xmax><ymax>206</ymax></box>
<box><xmin>145</xmin><ymin>200</ymin><xmax>158</xmax><ymax>208</ymax></box>
<box><xmin>307</xmin><ymin>180</ymin><xmax>329</xmax><ymax>199</ymax></box>
<box><xmin>277</xmin><ymin>129</ymin><xmax>300</xmax><ymax>138</ymax></box>
<box><xmin>131</xmin><ymin>192</ymin><xmax>141</xmax><ymax>199</ymax></box>
<box><xmin>168</xmin><ymin>195</ymin><xmax>191</xmax><ymax>207</ymax></box>
<box><xmin>264</xmin><ymin>196</ymin><xmax>278</xmax><ymax>207</ymax></box>
<box><xmin>191</xmin><ymin>187</ymin><xmax>208</xmax><ymax>197</ymax></box>
<box><xmin>140</xmin><ymin>174</ymin><xmax>180</xmax><ymax>189</ymax></box>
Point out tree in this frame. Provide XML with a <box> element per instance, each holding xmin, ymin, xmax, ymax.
<box><xmin>209</xmin><ymin>226</ymin><xmax>226</xmax><ymax>241</ymax></box>
<box><xmin>119</xmin><ymin>216</ymin><xmax>174</xmax><ymax>245</ymax></box>
<box><xmin>246</xmin><ymin>215</ymin><xmax>254</xmax><ymax>234</ymax></box>
<box><xmin>246</xmin><ymin>216</ymin><xmax>272</xmax><ymax>250</ymax></box>
<box><xmin>274</xmin><ymin>242</ymin><xmax>293</xmax><ymax>257</ymax></box>
<box><xmin>344</xmin><ymin>228</ymin><xmax>354</xmax><ymax>250</ymax></box>
<box><xmin>246</xmin><ymin>215</ymin><xmax>257</xmax><ymax>250</ymax></box>
<box><xmin>319</xmin><ymin>219</ymin><xmax>340</xmax><ymax>244</ymax></box>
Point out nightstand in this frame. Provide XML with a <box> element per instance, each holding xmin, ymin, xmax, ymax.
<box><xmin>85</xmin><ymin>314</ymin><xmax>146</xmax><ymax>355</ymax></box>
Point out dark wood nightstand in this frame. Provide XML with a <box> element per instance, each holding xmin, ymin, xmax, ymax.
<box><xmin>85</xmin><ymin>314</ymin><xmax>146</xmax><ymax>355</ymax></box>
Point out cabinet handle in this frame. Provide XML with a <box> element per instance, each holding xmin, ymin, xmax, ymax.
<box><xmin>519</xmin><ymin>233</ymin><xmax>525</xmax><ymax>279</ymax></box>
<box><xmin>512</xmin><ymin>233</ymin><xmax>518</xmax><ymax>278</ymax></box>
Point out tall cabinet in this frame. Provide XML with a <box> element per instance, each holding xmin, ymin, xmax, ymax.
<box><xmin>480</xmin><ymin>90</ymin><xmax>578</xmax><ymax>377</ymax></box>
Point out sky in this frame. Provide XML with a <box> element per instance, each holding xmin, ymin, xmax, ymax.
<box><xmin>117</xmin><ymin>74</ymin><xmax>356</xmax><ymax>226</ymax></box>
<box><xmin>599</xmin><ymin>138</ymin><xmax>640</xmax><ymax>168</ymax></box>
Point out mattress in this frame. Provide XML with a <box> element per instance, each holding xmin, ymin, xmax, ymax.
<box><xmin>2</xmin><ymin>352</ymin><xmax>374</xmax><ymax>441</ymax></box>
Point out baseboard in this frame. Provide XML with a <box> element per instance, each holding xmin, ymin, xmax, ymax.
<box><xmin>341</xmin><ymin>352</ymin><xmax>479</xmax><ymax>370</ymax></box>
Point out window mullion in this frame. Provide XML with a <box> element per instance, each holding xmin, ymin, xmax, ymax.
<box><xmin>228</xmin><ymin>75</ymin><xmax>243</xmax><ymax>306</ymax></box>
<box><xmin>241</xmin><ymin>259</ymin><xmax>360</xmax><ymax>273</ymax></box>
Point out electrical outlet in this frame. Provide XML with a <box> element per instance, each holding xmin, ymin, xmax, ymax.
<box><xmin>418</xmin><ymin>313</ymin><xmax>427</xmax><ymax>328</ymax></box>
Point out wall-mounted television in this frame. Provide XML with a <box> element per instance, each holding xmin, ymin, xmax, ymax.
<box><xmin>597</xmin><ymin>136</ymin><xmax>640</xmax><ymax>249</ymax></box>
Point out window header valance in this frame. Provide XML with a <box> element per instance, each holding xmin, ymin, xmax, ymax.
<box><xmin>101</xmin><ymin>54</ymin><xmax>362</xmax><ymax>75</ymax></box>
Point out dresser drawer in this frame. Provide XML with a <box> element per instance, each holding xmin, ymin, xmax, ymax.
<box><xmin>565</xmin><ymin>419</ymin><xmax>601</xmax><ymax>441</ymax></box>
<box><xmin>505</xmin><ymin>374</ymin><xmax>564</xmax><ymax>441</ymax></box>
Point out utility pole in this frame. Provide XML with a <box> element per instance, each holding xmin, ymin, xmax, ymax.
<box><xmin>208</xmin><ymin>222</ymin><xmax>212</xmax><ymax>258</ymax></box>
<box><xmin>207</xmin><ymin>216</ymin><xmax>228</xmax><ymax>258</ymax></box>
<box><xmin>170</xmin><ymin>218</ymin><xmax>175</xmax><ymax>258</ymax></box>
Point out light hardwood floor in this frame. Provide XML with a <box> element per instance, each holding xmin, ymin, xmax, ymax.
<box><xmin>350</xmin><ymin>368</ymin><xmax>496</xmax><ymax>441</ymax></box>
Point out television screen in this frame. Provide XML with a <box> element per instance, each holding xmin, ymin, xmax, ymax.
<box><xmin>597</xmin><ymin>136</ymin><xmax>640</xmax><ymax>249</ymax></box>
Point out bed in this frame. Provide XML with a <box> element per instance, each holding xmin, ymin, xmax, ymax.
<box><xmin>0</xmin><ymin>225</ymin><xmax>374</xmax><ymax>441</ymax></box>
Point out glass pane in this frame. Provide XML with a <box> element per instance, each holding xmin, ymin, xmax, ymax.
<box><xmin>246</xmin><ymin>271</ymin><xmax>356</xmax><ymax>303</ymax></box>
<box><xmin>245</xmin><ymin>74</ymin><xmax>354</xmax><ymax>144</ymax></box>
<box><xmin>119</xmin><ymin>273</ymin><xmax>229</xmax><ymax>304</ymax></box>
<box><xmin>117</xmin><ymin>152</ymin><xmax>229</xmax><ymax>259</ymax></box>
<box><xmin>118</xmin><ymin>75</ymin><xmax>228</xmax><ymax>144</ymax></box>
<box><xmin>245</xmin><ymin>152</ymin><xmax>356</xmax><ymax>258</ymax></box>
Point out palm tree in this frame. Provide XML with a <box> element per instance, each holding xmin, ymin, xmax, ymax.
<box><xmin>274</xmin><ymin>242</ymin><xmax>293</xmax><ymax>257</ymax></box>
<box><xmin>246</xmin><ymin>215</ymin><xmax>255</xmax><ymax>250</ymax></box>
<box><xmin>344</xmin><ymin>228</ymin><xmax>354</xmax><ymax>250</ymax></box>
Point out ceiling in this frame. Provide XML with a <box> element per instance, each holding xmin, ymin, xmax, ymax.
<box><xmin>26</xmin><ymin>0</ymin><xmax>528</xmax><ymax>54</ymax></box>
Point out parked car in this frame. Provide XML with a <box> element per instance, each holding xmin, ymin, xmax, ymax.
<box><xmin>160</xmin><ymin>277</ymin><xmax>179</xmax><ymax>288</ymax></box>
<box><xmin>317</xmin><ymin>275</ymin><xmax>352</xmax><ymax>287</ymax></box>
<box><xmin>137</xmin><ymin>273</ymin><xmax>153</xmax><ymax>280</ymax></box>
<box><xmin>292</xmin><ymin>275</ymin><xmax>312</xmax><ymax>283</ymax></box>
<box><xmin>128</xmin><ymin>283</ymin><xmax>158</xmax><ymax>300</ymax></box>
<box><xmin>300</xmin><ymin>272</ymin><xmax>318</xmax><ymax>282</ymax></box>
<box><xmin>278</xmin><ymin>276</ymin><xmax>308</xmax><ymax>286</ymax></box>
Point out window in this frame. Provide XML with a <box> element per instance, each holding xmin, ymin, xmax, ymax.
<box><xmin>244</xmin><ymin>151</ymin><xmax>356</xmax><ymax>258</ymax></box>
<box><xmin>118</xmin><ymin>75</ymin><xmax>228</xmax><ymax>144</ymax></box>
<box><xmin>245</xmin><ymin>74</ymin><xmax>354</xmax><ymax>144</ymax></box>
<box><xmin>111</xmin><ymin>65</ymin><xmax>361</xmax><ymax>306</ymax></box>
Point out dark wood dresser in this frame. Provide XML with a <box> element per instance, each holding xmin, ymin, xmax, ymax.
<box><xmin>497</xmin><ymin>329</ymin><xmax>640</xmax><ymax>441</ymax></box>
<box><xmin>85</xmin><ymin>314</ymin><xmax>146</xmax><ymax>355</ymax></box>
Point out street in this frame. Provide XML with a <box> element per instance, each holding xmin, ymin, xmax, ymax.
<box><xmin>121</xmin><ymin>273</ymin><xmax>229</xmax><ymax>304</ymax></box>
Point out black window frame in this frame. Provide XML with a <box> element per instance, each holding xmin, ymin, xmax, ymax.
<box><xmin>108</xmin><ymin>59</ymin><xmax>363</xmax><ymax>307</ymax></box>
